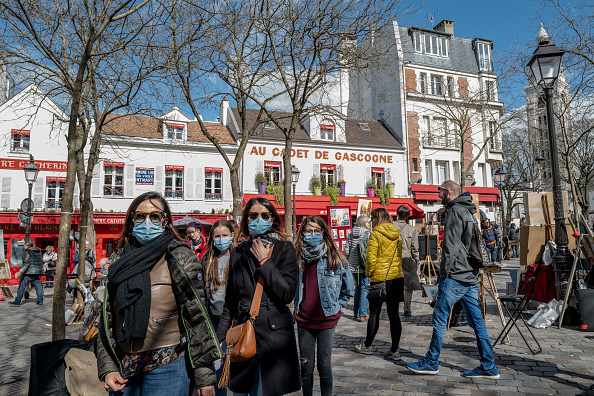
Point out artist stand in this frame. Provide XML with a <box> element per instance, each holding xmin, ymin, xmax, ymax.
<box><xmin>420</xmin><ymin>228</ymin><xmax>438</xmax><ymax>286</ymax></box>
<box><xmin>0</xmin><ymin>279</ymin><xmax>13</xmax><ymax>298</ymax></box>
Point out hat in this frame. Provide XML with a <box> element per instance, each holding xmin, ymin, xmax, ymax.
<box><xmin>187</xmin><ymin>222</ymin><xmax>201</xmax><ymax>230</ymax></box>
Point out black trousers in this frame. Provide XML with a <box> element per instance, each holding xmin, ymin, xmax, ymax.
<box><xmin>365</xmin><ymin>277</ymin><xmax>404</xmax><ymax>352</ymax></box>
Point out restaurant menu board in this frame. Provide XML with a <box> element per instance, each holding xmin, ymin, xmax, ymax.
<box><xmin>327</xmin><ymin>206</ymin><xmax>352</xmax><ymax>253</ymax></box>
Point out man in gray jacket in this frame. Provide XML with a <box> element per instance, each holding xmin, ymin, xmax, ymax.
<box><xmin>407</xmin><ymin>180</ymin><xmax>499</xmax><ymax>379</ymax></box>
<box><xmin>9</xmin><ymin>242</ymin><xmax>44</xmax><ymax>306</ymax></box>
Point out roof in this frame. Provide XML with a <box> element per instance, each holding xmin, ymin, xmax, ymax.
<box><xmin>102</xmin><ymin>113</ymin><xmax>236</xmax><ymax>144</ymax></box>
<box><xmin>231</xmin><ymin>108</ymin><xmax>403</xmax><ymax>149</ymax></box>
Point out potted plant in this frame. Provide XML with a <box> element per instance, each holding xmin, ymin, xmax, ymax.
<box><xmin>266</xmin><ymin>184</ymin><xmax>285</xmax><ymax>205</ymax></box>
<box><xmin>365</xmin><ymin>179</ymin><xmax>377</xmax><ymax>197</ymax></box>
<box><xmin>337</xmin><ymin>179</ymin><xmax>346</xmax><ymax>196</ymax></box>
<box><xmin>386</xmin><ymin>182</ymin><xmax>395</xmax><ymax>198</ymax></box>
<box><xmin>255</xmin><ymin>172</ymin><xmax>268</xmax><ymax>194</ymax></box>
<box><xmin>310</xmin><ymin>175</ymin><xmax>322</xmax><ymax>196</ymax></box>
<box><xmin>323</xmin><ymin>186</ymin><xmax>341</xmax><ymax>206</ymax></box>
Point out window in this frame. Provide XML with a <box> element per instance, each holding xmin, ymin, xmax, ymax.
<box><xmin>103</xmin><ymin>163</ymin><xmax>124</xmax><ymax>197</ymax></box>
<box><xmin>166</xmin><ymin>123</ymin><xmax>184</xmax><ymax>140</ymax></box>
<box><xmin>447</xmin><ymin>77</ymin><xmax>455</xmax><ymax>97</ymax></box>
<box><xmin>165</xmin><ymin>166</ymin><xmax>184</xmax><ymax>199</ymax></box>
<box><xmin>435</xmin><ymin>161</ymin><xmax>449</xmax><ymax>184</ymax></box>
<box><xmin>453</xmin><ymin>161</ymin><xmax>460</xmax><ymax>183</ymax></box>
<box><xmin>204</xmin><ymin>167</ymin><xmax>222</xmax><ymax>200</ymax></box>
<box><xmin>489</xmin><ymin>121</ymin><xmax>501</xmax><ymax>151</ymax></box>
<box><xmin>11</xmin><ymin>129</ymin><xmax>30</xmax><ymax>152</ymax></box>
<box><xmin>46</xmin><ymin>177</ymin><xmax>65</xmax><ymax>209</ymax></box>
<box><xmin>423</xmin><ymin>116</ymin><xmax>431</xmax><ymax>145</ymax></box>
<box><xmin>105</xmin><ymin>240</ymin><xmax>117</xmax><ymax>258</ymax></box>
<box><xmin>441</xmin><ymin>37</ymin><xmax>448</xmax><ymax>57</ymax></box>
<box><xmin>371</xmin><ymin>167</ymin><xmax>385</xmax><ymax>189</ymax></box>
<box><xmin>420</xmin><ymin>73</ymin><xmax>427</xmax><ymax>94</ymax></box>
<box><xmin>358</xmin><ymin>123</ymin><xmax>370</xmax><ymax>132</ymax></box>
<box><xmin>477</xmin><ymin>42</ymin><xmax>491</xmax><ymax>71</ymax></box>
<box><xmin>423</xmin><ymin>33</ymin><xmax>447</xmax><ymax>56</ymax></box>
<box><xmin>320</xmin><ymin>124</ymin><xmax>335</xmax><ymax>141</ymax></box>
<box><xmin>264</xmin><ymin>161</ymin><xmax>281</xmax><ymax>185</ymax></box>
<box><xmin>431</xmin><ymin>75</ymin><xmax>442</xmax><ymax>95</ymax></box>
<box><xmin>413</xmin><ymin>31</ymin><xmax>422</xmax><ymax>52</ymax></box>
<box><xmin>320</xmin><ymin>164</ymin><xmax>335</xmax><ymax>188</ymax></box>
<box><xmin>412</xmin><ymin>158</ymin><xmax>419</xmax><ymax>172</ymax></box>
<box><xmin>486</xmin><ymin>81</ymin><xmax>495</xmax><ymax>101</ymax></box>
<box><xmin>425</xmin><ymin>160</ymin><xmax>433</xmax><ymax>185</ymax></box>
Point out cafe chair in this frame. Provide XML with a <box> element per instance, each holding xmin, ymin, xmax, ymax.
<box><xmin>493</xmin><ymin>276</ymin><xmax>542</xmax><ymax>354</ymax></box>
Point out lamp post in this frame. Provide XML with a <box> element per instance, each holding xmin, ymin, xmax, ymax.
<box><xmin>527</xmin><ymin>31</ymin><xmax>573</xmax><ymax>271</ymax></box>
<box><xmin>494</xmin><ymin>168</ymin><xmax>507</xmax><ymax>232</ymax></box>
<box><xmin>23</xmin><ymin>155</ymin><xmax>40</xmax><ymax>243</ymax></box>
<box><xmin>291</xmin><ymin>165</ymin><xmax>300</xmax><ymax>240</ymax></box>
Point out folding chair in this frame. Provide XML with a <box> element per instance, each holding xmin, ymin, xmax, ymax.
<box><xmin>493</xmin><ymin>276</ymin><xmax>542</xmax><ymax>354</ymax></box>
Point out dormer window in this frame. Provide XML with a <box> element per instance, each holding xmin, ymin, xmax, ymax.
<box><xmin>320</xmin><ymin>123</ymin><xmax>335</xmax><ymax>141</ymax></box>
<box><xmin>412</xmin><ymin>30</ymin><xmax>448</xmax><ymax>57</ymax></box>
<box><xmin>11</xmin><ymin>129</ymin><xmax>30</xmax><ymax>153</ymax></box>
<box><xmin>165</xmin><ymin>122</ymin><xmax>185</xmax><ymax>140</ymax></box>
<box><xmin>477</xmin><ymin>42</ymin><xmax>491</xmax><ymax>71</ymax></box>
<box><xmin>358</xmin><ymin>123</ymin><xmax>370</xmax><ymax>132</ymax></box>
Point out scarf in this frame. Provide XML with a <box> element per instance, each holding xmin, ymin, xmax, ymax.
<box><xmin>241</xmin><ymin>231</ymin><xmax>282</xmax><ymax>248</ymax></box>
<box><xmin>107</xmin><ymin>233</ymin><xmax>172</xmax><ymax>343</ymax></box>
<box><xmin>301</xmin><ymin>242</ymin><xmax>327</xmax><ymax>263</ymax></box>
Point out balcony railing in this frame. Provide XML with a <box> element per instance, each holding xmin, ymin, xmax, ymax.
<box><xmin>422</xmin><ymin>135</ymin><xmax>461</xmax><ymax>149</ymax></box>
<box><xmin>489</xmin><ymin>140</ymin><xmax>502</xmax><ymax>152</ymax></box>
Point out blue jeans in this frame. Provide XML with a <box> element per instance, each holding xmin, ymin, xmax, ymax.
<box><xmin>425</xmin><ymin>277</ymin><xmax>496</xmax><ymax>371</ymax></box>
<box><xmin>512</xmin><ymin>244</ymin><xmax>519</xmax><ymax>258</ymax></box>
<box><xmin>109</xmin><ymin>356</ymin><xmax>194</xmax><ymax>396</ymax></box>
<box><xmin>352</xmin><ymin>272</ymin><xmax>369</xmax><ymax>317</ymax></box>
<box><xmin>14</xmin><ymin>275</ymin><xmax>43</xmax><ymax>304</ymax></box>
<box><xmin>486</xmin><ymin>245</ymin><xmax>499</xmax><ymax>263</ymax></box>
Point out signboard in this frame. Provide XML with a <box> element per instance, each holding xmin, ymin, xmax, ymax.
<box><xmin>327</xmin><ymin>206</ymin><xmax>352</xmax><ymax>253</ymax></box>
<box><xmin>135</xmin><ymin>167</ymin><xmax>154</xmax><ymax>185</ymax></box>
<box><xmin>0</xmin><ymin>158</ymin><xmax>67</xmax><ymax>172</ymax></box>
<box><xmin>466</xmin><ymin>173</ymin><xmax>473</xmax><ymax>180</ymax></box>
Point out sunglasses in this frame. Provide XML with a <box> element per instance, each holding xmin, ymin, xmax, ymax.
<box><xmin>248</xmin><ymin>212</ymin><xmax>271</xmax><ymax>221</ymax></box>
<box><xmin>303</xmin><ymin>229</ymin><xmax>323</xmax><ymax>236</ymax></box>
<box><xmin>132</xmin><ymin>211</ymin><xmax>165</xmax><ymax>225</ymax></box>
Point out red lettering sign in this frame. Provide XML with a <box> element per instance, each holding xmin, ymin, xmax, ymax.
<box><xmin>320</xmin><ymin>164</ymin><xmax>336</xmax><ymax>171</ymax></box>
<box><xmin>165</xmin><ymin>165</ymin><xmax>185</xmax><ymax>171</ymax></box>
<box><xmin>205</xmin><ymin>167</ymin><xmax>223</xmax><ymax>173</ymax></box>
<box><xmin>0</xmin><ymin>158</ymin><xmax>67</xmax><ymax>172</ymax></box>
<box><xmin>104</xmin><ymin>161</ymin><xmax>124</xmax><ymax>167</ymax></box>
<box><xmin>11</xmin><ymin>129</ymin><xmax>30</xmax><ymax>136</ymax></box>
<box><xmin>371</xmin><ymin>167</ymin><xmax>384</xmax><ymax>174</ymax></box>
<box><xmin>264</xmin><ymin>161</ymin><xmax>281</xmax><ymax>168</ymax></box>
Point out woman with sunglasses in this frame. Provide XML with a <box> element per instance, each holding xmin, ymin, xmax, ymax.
<box><xmin>186</xmin><ymin>222</ymin><xmax>207</xmax><ymax>261</ymax></box>
<box><xmin>294</xmin><ymin>216</ymin><xmax>354</xmax><ymax>396</ymax></box>
<box><xmin>202</xmin><ymin>219</ymin><xmax>236</xmax><ymax>396</ymax></box>
<box><xmin>216</xmin><ymin>197</ymin><xmax>301</xmax><ymax>396</ymax></box>
<box><xmin>355</xmin><ymin>207</ymin><xmax>403</xmax><ymax>361</ymax></box>
<box><xmin>97</xmin><ymin>192</ymin><xmax>221</xmax><ymax>396</ymax></box>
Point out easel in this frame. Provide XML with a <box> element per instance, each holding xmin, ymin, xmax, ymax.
<box><xmin>0</xmin><ymin>279</ymin><xmax>13</xmax><ymax>298</ymax></box>
<box><xmin>419</xmin><ymin>214</ymin><xmax>438</xmax><ymax>285</ymax></box>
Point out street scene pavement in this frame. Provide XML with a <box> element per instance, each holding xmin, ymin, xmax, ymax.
<box><xmin>1</xmin><ymin>259</ymin><xmax>593</xmax><ymax>396</ymax></box>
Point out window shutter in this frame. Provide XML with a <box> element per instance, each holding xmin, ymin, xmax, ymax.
<box><xmin>186</xmin><ymin>168</ymin><xmax>194</xmax><ymax>200</ymax></box>
<box><xmin>91</xmin><ymin>164</ymin><xmax>101</xmax><ymax>197</ymax></box>
<box><xmin>125</xmin><ymin>164</ymin><xmax>135</xmax><ymax>198</ymax></box>
<box><xmin>256</xmin><ymin>161</ymin><xmax>264</xmax><ymax>173</ymax></box>
<box><xmin>223</xmin><ymin>170</ymin><xmax>232</xmax><ymax>202</ymax></box>
<box><xmin>33</xmin><ymin>177</ymin><xmax>44</xmax><ymax>209</ymax></box>
<box><xmin>73</xmin><ymin>180</ymin><xmax>80</xmax><ymax>209</ymax></box>
<box><xmin>0</xmin><ymin>177</ymin><xmax>10</xmax><ymax>209</ymax></box>
<box><xmin>313</xmin><ymin>164</ymin><xmax>320</xmax><ymax>179</ymax></box>
<box><xmin>195</xmin><ymin>168</ymin><xmax>203</xmax><ymax>200</ymax></box>
<box><xmin>364</xmin><ymin>167</ymin><xmax>371</xmax><ymax>193</ymax></box>
<box><xmin>155</xmin><ymin>166</ymin><xmax>163</xmax><ymax>194</ymax></box>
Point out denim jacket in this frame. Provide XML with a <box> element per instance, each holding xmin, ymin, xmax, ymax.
<box><xmin>294</xmin><ymin>256</ymin><xmax>354</xmax><ymax>317</ymax></box>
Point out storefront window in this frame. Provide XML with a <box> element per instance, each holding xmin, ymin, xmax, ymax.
<box><xmin>105</xmin><ymin>240</ymin><xmax>117</xmax><ymax>258</ymax></box>
<box><xmin>264</xmin><ymin>161</ymin><xmax>281</xmax><ymax>185</ymax></box>
<box><xmin>320</xmin><ymin>164</ymin><xmax>335</xmax><ymax>188</ymax></box>
<box><xmin>46</xmin><ymin>177</ymin><xmax>65</xmax><ymax>209</ymax></box>
<box><xmin>104</xmin><ymin>164</ymin><xmax>124</xmax><ymax>197</ymax></box>
<box><xmin>165</xmin><ymin>167</ymin><xmax>184</xmax><ymax>199</ymax></box>
<box><xmin>371</xmin><ymin>167</ymin><xmax>385</xmax><ymax>189</ymax></box>
<box><xmin>205</xmin><ymin>168</ymin><xmax>223</xmax><ymax>200</ymax></box>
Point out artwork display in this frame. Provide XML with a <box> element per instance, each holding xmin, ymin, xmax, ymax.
<box><xmin>339</xmin><ymin>229</ymin><xmax>345</xmax><ymax>239</ymax></box>
<box><xmin>357</xmin><ymin>199</ymin><xmax>372</xmax><ymax>219</ymax></box>
<box><xmin>331</xmin><ymin>229</ymin><xmax>338</xmax><ymax>239</ymax></box>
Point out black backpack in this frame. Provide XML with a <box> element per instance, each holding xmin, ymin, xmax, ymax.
<box><xmin>462</xmin><ymin>213</ymin><xmax>490</xmax><ymax>269</ymax></box>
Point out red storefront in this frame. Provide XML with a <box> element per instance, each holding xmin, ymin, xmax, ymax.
<box><xmin>410</xmin><ymin>184</ymin><xmax>501</xmax><ymax>205</ymax></box>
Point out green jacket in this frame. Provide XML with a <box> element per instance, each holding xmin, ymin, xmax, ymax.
<box><xmin>96</xmin><ymin>239</ymin><xmax>222</xmax><ymax>387</ymax></box>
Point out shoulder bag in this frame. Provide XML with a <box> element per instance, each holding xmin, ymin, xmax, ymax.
<box><xmin>366</xmin><ymin>244</ymin><xmax>397</xmax><ymax>302</ymax></box>
<box><xmin>218</xmin><ymin>246</ymin><xmax>273</xmax><ymax>388</ymax></box>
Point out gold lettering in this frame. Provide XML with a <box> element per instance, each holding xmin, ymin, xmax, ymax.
<box><xmin>372</xmin><ymin>155</ymin><xmax>379</xmax><ymax>162</ymax></box>
<box><xmin>334</xmin><ymin>152</ymin><xmax>341</xmax><ymax>161</ymax></box>
<box><xmin>250</xmin><ymin>146</ymin><xmax>259</xmax><ymax>155</ymax></box>
<box><xmin>315</xmin><ymin>151</ymin><xmax>323</xmax><ymax>159</ymax></box>
<box><xmin>365</xmin><ymin>154</ymin><xmax>371</xmax><ymax>162</ymax></box>
<box><xmin>357</xmin><ymin>154</ymin><xmax>364</xmax><ymax>162</ymax></box>
<box><xmin>258</xmin><ymin>147</ymin><xmax>266</xmax><ymax>155</ymax></box>
<box><xmin>272</xmin><ymin>147</ymin><xmax>280</xmax><ymax>156</ymax></box>
<box><xmin>388</xmin><ymin>156</ymin><xmax>393</xmax><ymax>164</ymax></box>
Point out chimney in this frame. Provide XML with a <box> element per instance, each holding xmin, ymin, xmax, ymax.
<box><xmin>433</xmin><ymin>19</ymin><xmax>454</xmax><ymax>36</ymax></box>
<box><xmin>220</xmin><ymin>96</ymin><xmax>229</xmax><ymax>126</ymax></box>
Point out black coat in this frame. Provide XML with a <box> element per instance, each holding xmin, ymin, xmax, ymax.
<box><xmin>217</xmin><ymin>240</ymin><xmax>301</xmax><ymax>395</ymax></box>
<box><xmin>21</xmin><ymin>247</ymin><xmax>45</xmax><ymax>275</ymax></box>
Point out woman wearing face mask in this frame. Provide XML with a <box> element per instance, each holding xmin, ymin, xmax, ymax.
<box><xmin>97</xmin><ymin>192</ymin><xmax>221</xmax><ymax>396</ymax></box>
<box><xmin>216</xmin><ymin>197</ymin><xmax>301</xmax><ymax>396</ymax></box>
<box><xmin>187</xmin><ymin>222</ymin><xmax>207</xmax><ymax>261</ymax></box>
<box><xmin>294</xmin><ymin>216</ymin><xmax>354</xmax><ymax>396</ymax></box>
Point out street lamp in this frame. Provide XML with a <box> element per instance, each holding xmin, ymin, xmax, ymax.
<box><xmin>527</xmin><ymin>30</ymin><xmax>573</xmax><ymax>271</ymax></box>
<box><xmin>291</xmin><ymin>165</ymin><xmax>300</xmax><ymax>240</ymax></box>
<box><xmin>23</xmin><ymin>155</ymin><xmax>39</xmax><ymax>243</ymax></box>
<box><xmin>494</xmin><ymin>168</ymin><xmax>507</xmax><ymax>229</ymax></box>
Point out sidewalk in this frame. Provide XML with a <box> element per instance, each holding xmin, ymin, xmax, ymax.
<box><xmin>1</xmin><ymin>260</ymin><xmax>593</xmax><ymax>395</ymax></box>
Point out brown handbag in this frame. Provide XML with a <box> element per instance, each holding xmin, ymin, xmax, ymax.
<box><xmin>218</xmin><ymin>247</ymin><xmax>272</xmax><ymax>388</ymax></box>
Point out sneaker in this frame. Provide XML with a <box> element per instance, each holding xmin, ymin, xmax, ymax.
<box><xmin>355</xmin><ymin>343</ymin><xmax>373</xmax><ymax>355</ymax></box>
<box><xmin>462</xmin><ymin>366</ymin><xmax>500</xmax><ymax>379</ymax></box>
<box><xmin>406</xmin><ymin>359</ymin><xmax>439</xmax><ymax>375</ymax></box>
<box><xmin>357</xmin><ymin>316</ymin><xmax>369</xmax><ymax>322</ymax></box>
<box><xmin>8</xmin><ymin>301</ymin><xmax>20</xmax><ymax>306</ymax></box>
<box><xmin>383</xmin><ymin>350</ymin><xmax>401</xmax><ymax>361</ymax></box>
<box><xmin>403</xmin><ymin>311</ymin><xmax>412</xmax><ymax>317</ymax></box>
<box><xmin>37</xmin><ymin>301</ymin><xmax>43</xmax><ymax>305</ymax></box>
<box><xmin>354</xmin><ymin>314</ymin><xmax>359</xmax><ymax>319</ymax></box>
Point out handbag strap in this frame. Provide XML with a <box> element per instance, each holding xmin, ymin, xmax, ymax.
<box><xmin>383</xmin><ymin>242</ymin><xmax>398</xmax><ymax>282</ymax></box>
<box><xmin>249</xmin><ymin>245</ymin><xmax>274</xmax><ymax>319</ymax></box>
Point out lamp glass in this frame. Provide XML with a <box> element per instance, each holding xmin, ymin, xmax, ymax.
<box><xmin>529</xmin><ymin>57</ymin><xmax>542</xmax><ymax>84</ymax></box>
<box><xmin>494</xmin><ymin>169</ymin><xmax>506</xmax><ymax>184</ymax></box>
<box><xmin>24</xmin><ymin>161</ymin><xmax>40</xmax><ymax>183</ymax></box>
<box><xmin>291</xmin><ymin>166</ymin><xmax>300</xmax><ymax>184</ymax></box>
<box><xmin>538</xmin><ymin>55</ymin><xmax>561</xmax><ymax>85</ymax></box>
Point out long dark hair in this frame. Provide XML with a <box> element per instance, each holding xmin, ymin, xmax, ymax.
<box><xmin>239</xmin><ymin>197</ymin><xmax>288</xmax><ymax>240</ymax></box>
<box><xmin>117</xmin><ymin>191</ymin><xmax>183</xmax><ymax>250</ymax></box>
<box><xmin>295</xmin><ymin>215</ymin><xmax>346</xmax><ymax>271</ymax></box>
<box><xmin>370</xmin><ymin>207</ymin><xmax>392</xmax><ymax>226</ymax></box>
<box><xmin>204</xmin><ymin>219</ymin><xmax>237</xmax><ymax>292</ymax></box>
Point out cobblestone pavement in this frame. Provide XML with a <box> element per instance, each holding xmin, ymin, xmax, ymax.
<box><xmin>1</xmin><ymin>260</ymin><xmax>594</xmax><ymax>395</ymax></box>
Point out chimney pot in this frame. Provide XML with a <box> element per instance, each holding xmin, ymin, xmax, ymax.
<box><xmin>433</xmin><ymin>19</ymin><xmax>454</xmax><ymax>36</ymax></box>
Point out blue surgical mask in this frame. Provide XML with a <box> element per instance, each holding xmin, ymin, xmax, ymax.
<box><xmin>214</xmin><ymin>237</ymin><xmax>233</xmax><ymax>252</ymax></box>
<box><xmin>248</xmin><ymin>218</ymin><xmax>272</xmax><ymax>236</ymax></box>
<box><xmin>303</xmin><ymin>234</ymin><xmax>324</xmax><ymax>248</ymax></box>
<box><xmin>133</xmin><ymin>219</ymin><xmax>164</xmax><ymax>245</ymax></box>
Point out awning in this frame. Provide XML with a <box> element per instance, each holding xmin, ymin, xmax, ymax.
<box><xmin>242</xmin><ymin>194</ymin><xmax>424</xmax><ymax>219</ymax></box>
<box><xmin>410</xmin><ymin>184</ymin><xmax>500</xmax><ymax>205</ymax></box>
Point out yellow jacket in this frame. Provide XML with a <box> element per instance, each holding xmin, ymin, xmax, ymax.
<box><xmin>365</xmin><ymin>222</ymin><xmax>403</xmax><ymax>282</ymax></box>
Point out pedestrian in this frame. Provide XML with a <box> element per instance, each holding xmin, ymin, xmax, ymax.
<box><xmin>9</xmin><ymin>241</ymin><xmax>44</xmax><ymax>306</ymax></box>
<box><xmin>481</xmin><ymin>218</ymin><xmax>500</xmax><ymax>264</ymax></box>
<box><xmin>187</xmin><ymin>222</ymin><xmax>207</xmax><ymax>261</ymax></box>
<box><xmin>98</xmin><ymin>258</ymin><xmax>111</xmax><ymax>276</ymax></box>
<box><xmin>407</xmin><ymin>180</ymin><xmax>499</xmax><ymax>379</ymax></box>
<box><xmin>97</xmin><ymin>191</ymin><xmax>221</xmax><ymax>396</ymax></box>
<box><xmin>67</xmin><ymin>249</ymin><xmax>96</xmax><ymax>294</ymax></box>
<box><xmin>345</xmin><ymin>215</ymin><xmax>371</xmax><ymax>321</ymax></box>
<box><xmin>74</xmin><ymin>240</ymin><xmax>95</xmax><ymax>268</ymax></box>
<box><xmin>294</xmin><ymin>215</ymin><xmax>354</xmax><ymax>396</ymax></box>
<box><xmin>508</xmin><ymin>223</ymin><xmax>519</xmax><ymax>258</ymax></box>
<box><xmin>393</xmin><ymin>205</ymin><xmax>422</xmax><ymax>317</ymax></box>
<box><xmin>355</xmin><ymin>207</ymin><xmax>404</xmax><ymax>361</ymax></box>
<box><xmin>216</xmin><ymin>197</ymin><xmax>301</xmax><ymax>396</ymax></box>
<box><xmin>42</xmin><ymin>245</ymin><xmax>57</xmax><ymax>287</ymax></box>
<box><xmin>202</xmin><ymin>219</ymin><xmax>237</xmax><ymax>396</ymax></box>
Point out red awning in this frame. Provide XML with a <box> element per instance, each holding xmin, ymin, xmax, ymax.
<box><xmin>205</xmin><ymin>167</ymin><xmax>223</xmax><ymax>173</ymax></box>
<box><xmin>411</xmin><ymin>184</ymin><xmax>500</xmax><ymax>205</ymax></box>
<box><xmin>104</xmin><ymin>161</ymin><xmax>124</xmax><ymax>167</ymax></box>
<box><xmin>264</xmin><ymin>161</ymin><xmax>281</xmax><ymax>168</ymax></box>
<box><xmin>166</xmin><ymin>165</ymin><xmax>185</xmax><ymax>171</ymax></box>
<box><xmin>371</xmin><ymin>167</ymin><xmax>384</xmax><ymax>174</ymax></box>
<box><xmin>320</xmin><ymin>164</ymin><xmax>335</xmax><ymax>171</ymax></box>
<box><xmin>11</xmin><ymin>129</ymin><xmax>30</xmax><ymax>136</ymax></box>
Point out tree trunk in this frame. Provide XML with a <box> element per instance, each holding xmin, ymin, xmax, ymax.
<box><xmin>230</xmin><ymin>166</ymin><xmax>242</xmax><ymax>220</ymax></box>
<box><xmin>76</xmin><ymin>151</ymin><xmax>88</xmax><ymax>308</ymax></box>
<box><xmin>283</xmin><ymin>138</ymin><xmax>293</xmax><ymax>236</ymax></box>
